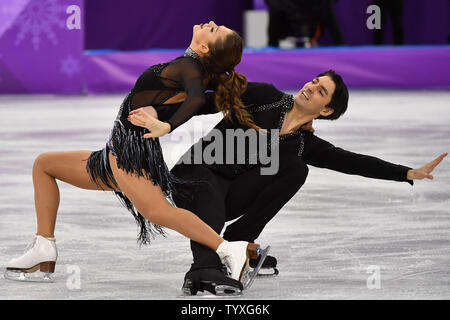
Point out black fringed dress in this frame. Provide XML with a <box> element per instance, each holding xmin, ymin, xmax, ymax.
<box><xmin>86</xmin><ymin>48</ymin><xmax>210</xmax><ymax>245</ymax></box>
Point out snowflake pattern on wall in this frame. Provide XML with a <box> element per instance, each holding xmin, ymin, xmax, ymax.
<box><xmin>0</xmin><ymin>0</ymin><xmax>28</xmax><ymax>37</ymax></box>
<box><xmin>60</xmin><ymin>55</ymin><xmax>80</xmax><ymax>78</ymax></box>
<box><xmin>13</xmin><ymin>0</ymin><xmax>67</xmax><ymax>51</ymax></box>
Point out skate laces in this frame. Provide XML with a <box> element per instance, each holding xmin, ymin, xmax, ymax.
<box><xmin>23</xmin><ymin>236</ymin><xmax>37</xmax><ymax>254</ymax></box>
<box><xmin>220</xmin><ymin>263</ymin><xmax>230</xmax><ymax>276</ymax></box>
<box><xmin>223</xmin><ymin>255</ymin><xmax>241</xmax><ymax>279</ymax></box>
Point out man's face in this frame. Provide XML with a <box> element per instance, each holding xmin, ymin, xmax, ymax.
<box><xmin>294</xmin><ymin>75</ymin><xmax>336</xmax><ymax>117</ymax></box>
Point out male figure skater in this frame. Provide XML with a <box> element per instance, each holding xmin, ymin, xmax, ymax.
<box><xmin>170</xmin><ymin>70</ymin><xmax>447</xmax><ymax>296</ymax></box>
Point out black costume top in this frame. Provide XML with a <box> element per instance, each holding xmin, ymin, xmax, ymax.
<box><xmin>117</xmin><ymin>47</ymin><xmax>207</xmax><ymax>133</ymax></box>
<box><xmin>87</xmin><ymin>48</ymin><xmax>213</xmax><ymax>245</ymax></box>
<box><xmin>175</xmin><ymin>82</ymin><xmax>414</xmax><ymax>185</ymax></box>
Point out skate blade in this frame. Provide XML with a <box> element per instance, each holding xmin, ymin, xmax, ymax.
<box><xmin>214</xmin><ymin>285</ymin><xmax>242</xmax><ymax>297</ymax></box>
<box><xmin>181</xmin><ymin>282</ymin><xmax>243</xmax><ymax>298</ymax></box>
<box><xmin>180</xmin><ymin>286</ymin><xmax>242</xmax><ymax>298</ymax></box>
<box><xmin>242</xmin><ymin>245</ymin><xmax>270</xmax><ymax>291</ymax></box>
<box><xmin>257</xmin><ymin>267</ymin><xmax>279</xmax><ymax>277</ymax></box>
<box><xmin>4</xmin><ymin>270</ymin><xmax>54</xmax><ymax>283</ymax></box>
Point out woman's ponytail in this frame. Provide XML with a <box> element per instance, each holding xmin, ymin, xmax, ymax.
<box><xmin>214</xmin><ymin>71</ymin><xmax>260</xmax><ymax>130</ymax></box>
<box><xmin>202</xmin><ymin>30</ymin><xmax>261</xmax><ymax>130</ymax></box>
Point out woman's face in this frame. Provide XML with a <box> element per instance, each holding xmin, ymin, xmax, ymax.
<box><xmin>191</xmin><ymin>21</ymin><xmax>233</xmax><ymax>52</ymax></box>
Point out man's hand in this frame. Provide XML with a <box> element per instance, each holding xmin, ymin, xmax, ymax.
<box><xmin>407</xmin><ymin>152</ymin><xmax>448</xmax><ymax>180</ymax></box>
<box><xmin>127</xmin><ymin>107</ymin><xmax>171</xmax><ymax>139</ymax></box>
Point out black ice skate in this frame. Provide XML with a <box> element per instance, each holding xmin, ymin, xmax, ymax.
<box><xmin>250</xmin><ymin>254</ymin><xmax>279</xmax><ymax>277</ymax></box>
<box><xmin>181</xmin><ymin>268</ymin><xmax>243</xmax><ymax>297</ymax></box>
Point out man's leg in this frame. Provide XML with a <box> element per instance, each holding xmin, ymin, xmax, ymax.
<box><xmin>222</xmin><ymin>158</ymin><xmax>308</xmax><ymax>275</ymax></box>
<box><xmin>171</xmin><ymin>165</ymin><xmax>242</xmax><ymax>295</ymax></box>
<box><xmin>171</xmin><ymin>165</ymin><xmax>230</xmax><ymax>269</ymax></box>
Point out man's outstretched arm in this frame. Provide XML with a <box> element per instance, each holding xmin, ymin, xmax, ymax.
<box><xmin>405</xmin><ymin>152</ymin><xmax>447</xmax><ymax>180</ymax></box>
<box><xmin>303</xmin><ymin>134</ymin><xmax>447</xmax><ymax>184</ymax></box>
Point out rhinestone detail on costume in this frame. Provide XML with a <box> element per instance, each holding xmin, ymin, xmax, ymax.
<box><xmin>248</xmin><ymin>93</ymin><xmax>306</xmax><ymax>157</ymax></box>
<box><xmin>183</xmin><ymin>47</ymin><xmax>201</xmax><ymax>61</ymax></box>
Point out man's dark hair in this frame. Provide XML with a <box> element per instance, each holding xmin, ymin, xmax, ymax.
<box><xmin>316</xmin><ymin>70</ymin><xmax>349</xmax><ymax>120</ymax></box>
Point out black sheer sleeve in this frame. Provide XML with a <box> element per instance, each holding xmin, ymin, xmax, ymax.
<box><xmin>195</xmin><ymin>92</ymin><xmax>219</xmax><ymax>115</ymax></box>
<box><xmin>303</xmin><ymin>134</ymin><xmax>414</xmax><ymax>185</ymax></box>
<box><xmin>163</xmin><ymin>58</ymin><xmax>206</xmax><ymax>132</ymax></box>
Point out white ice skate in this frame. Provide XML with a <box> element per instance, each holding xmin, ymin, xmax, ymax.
<box><xmin>4</xmin><ymin>235</ymin><xmax>57</xmax><ymax>282</ymax></box>
<box><xmin>216</xmin><ymin>240</ymin><xmax>270</xmax><ymax>290</ymax></box>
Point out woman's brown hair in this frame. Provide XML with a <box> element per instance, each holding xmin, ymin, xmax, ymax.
<box><xmin>201</xmin><ymin>30</ymin><xmax>260</xmax><ymax>130</ymax></box>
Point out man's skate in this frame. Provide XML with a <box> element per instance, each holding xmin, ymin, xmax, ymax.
<box><xmin>4</xmin><ymin>235</ymin><xmax>57</xmax><ymax>282</ymax></box>
<box><xmin>250</xmin><ymin>254</ymin><xmax>279</xmax><ymax>277</ymax></box>
<box><xmin>216</xmin><ymin>240</ymin><xmax>270</xmax><ymax>291</ymax></box>
<box><xmin>181</xmin><ymin>267</ymin><xmax>243</xmax><ymax>297</ymax></box>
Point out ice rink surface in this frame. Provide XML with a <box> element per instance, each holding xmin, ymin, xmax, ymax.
<box><xmin>0</xmin><ymin>90</ymin><xmax>449</xmax><ymax>300</ymax></box>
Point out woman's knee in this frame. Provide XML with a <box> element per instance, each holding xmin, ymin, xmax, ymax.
<box><xmin>33</xmin><ymin>152</ymin><xmax>53</xmax><ymax>174</ymax></box>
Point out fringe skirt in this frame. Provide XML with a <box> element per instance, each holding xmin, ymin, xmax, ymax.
<box><xmin>86</xmin><ymin>119</ymin><xmax>203</xmax><ymax>246</ymax></box>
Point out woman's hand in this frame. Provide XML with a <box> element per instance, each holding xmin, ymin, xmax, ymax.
<box><xmin>407</xmin><ymin>152</ymin><xmax>448</xmax><ymax>180</ymax></box>
<box><xmin>301</xmin><ymin>120</ymin><xmax>315</xmax><ymax>133</ymax></box>
<box><xmin>127</xmin><ymin>107</ymin><xmax>171</xmax><ymax>139</ymax></box>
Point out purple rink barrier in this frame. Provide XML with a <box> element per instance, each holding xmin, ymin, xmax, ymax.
<box><xmin>0</xmin><ymin>0</ymin><xmax>84</xmax><ymax>94</ymax></box>
<box><xmin>83</xmin><ymin>46</ymin><xmax>450</xmax><ymax>94</ymax></box>
<box><xmin>83</xmin><ymin>50</ymin><xmax>181</xmax><ymax>94</ymax></box>
<box><xmin>236</xmin><ymin>46</ymin><xmax>450</xmax><ymax>90</ymax></box>
<box><xmin>1</xmin><ymin>0</ymin><xmax>449</xmax><ymax>94</ymax></box>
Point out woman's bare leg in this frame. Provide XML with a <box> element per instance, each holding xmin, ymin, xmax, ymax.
<box><xmin>108</xmin><ymin>152</ymin><xmax>223</xmax><ymax>251</ymax></box>
<box><xmin>32</xmin><ymin>150</ymin><xmax>118</xmax><ymax>238</ymax></box>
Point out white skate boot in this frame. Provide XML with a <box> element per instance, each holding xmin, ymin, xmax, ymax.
<box><xmin>4</xmin><ymin>235</ymin><xmax>57</xmax><ymax>282</ymax></box>
<box><xmin>216</xmin><ymin>240</ymin><xmax>270</xmax><ymax>290</ymax></box>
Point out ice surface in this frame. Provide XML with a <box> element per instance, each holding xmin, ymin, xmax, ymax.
<box><xmin>0</xmin><ymin>90</ymin><xmax>449</xmax><ymax>299</ymax></box>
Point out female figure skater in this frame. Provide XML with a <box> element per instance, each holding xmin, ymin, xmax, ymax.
<box><xmin>5</xmin><ymin>21</ymin><xmax>262</xmax><ymax>283</ymax></box>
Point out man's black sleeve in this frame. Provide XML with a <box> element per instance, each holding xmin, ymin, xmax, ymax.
<box><xmin>195</xmin><ymin>82</ymin><xmax>284</xmax><ymax>116</ymax></box>
<box><xmin>302</xmin><ymin>134</ymin><xmax>414</xmax><ymax>185</ymax></box>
